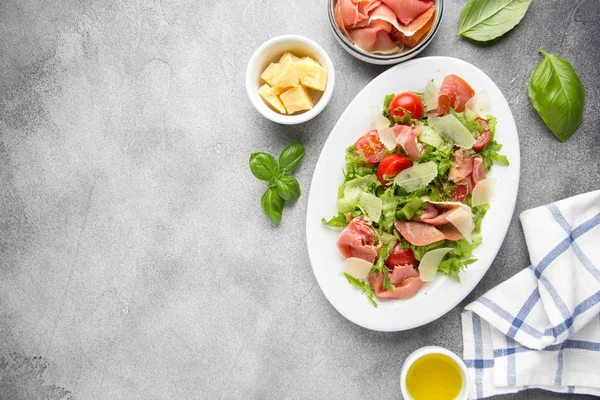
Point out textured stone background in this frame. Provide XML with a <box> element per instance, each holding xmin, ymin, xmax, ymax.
<box><xmin>1</xmin><ymin>0</ymin><xmax>599</xmax><ymax>399</ymax></box>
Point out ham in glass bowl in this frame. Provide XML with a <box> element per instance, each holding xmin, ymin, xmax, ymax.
<box><xmin>328</xmin><ymin>0</ymin><xmax>443</xmax><ymax>65</ymax></box>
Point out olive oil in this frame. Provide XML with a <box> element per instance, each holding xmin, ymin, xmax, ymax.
<box><xmin>405</xmin><ymin>353</ymin><xmax>463</xmax><ymax>400</ymax></box>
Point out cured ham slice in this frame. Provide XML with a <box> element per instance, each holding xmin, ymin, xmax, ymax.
<box><xmin>395</xmin><ymin>220</ymin><xmax>464</xmax><ymax>246</ymax></box>
<box><xmin>390</xmin><ymin>6</ymin><xmax>436</xmax><ymax>48</ymax></box>
<box><xmin>418</xmin><ymin>202</ymin><xmax>438</xmax><ymax>220</ymax></box>
<box><xmin>389</xmin><ymin>263</ymin><xmax>420</xmax><ymax>284</ymax></box>
<box><xmin>412</xmin><ymin>202</ymin><xmax>471</xmax><ymax>226</ymax></box>
<box><xmin>393</xmin><ymin>124</ymin><xmax>424</xmax><ymax>160</ymax></box>
<box><xmin>348</xmin><ymin>21</ymin><xmax>400</xmax><ymax>54</ymax></box>
<box><xmin>437</xmin><ymin>75</ymin><xmax>475</xmax><ymax>116</ymax></box>
<box><xmin>448</xmin><ymin>149</ymin><xmax>473</xmax><ymax>183</ymax></box>
<box><xmin>381</xmin><ymin>0</ymin><xmax>434</xmax><ymax>25</ymax></box>
<box><xmin>338</xmin><ymin>217</ymin><xmax>380</xmax><ymax>263</ymax></box>
<box><xmin>334</xmin><ymin>0</ymin><xmax>435</xmax><ymax>54</ymax></box>
<box><xmin>368</xmin><ymin>267</ymin><xmax>424</xmax><ymax>300</ymax></box>
<box><xmin>471</xmin><ymin>155</ymin><xmax>486</xmax><ymax>185</ymax></box>
<box><xmin>356</xmin><ymin>0</ymin><xmax>383</xmax><ymax>16</ymax></box>
<box><xmin>367</xmin><ymin>3</ymin><xmax>403</xmax><ymax>32</ymax></box>
<box><xmin>448</xmin><ymin>151</ymin><xmax>486</xmax><ymax>202</ymax></box>
<box><xmin>334</xmin><ymin>0</ymin><xmax>351</xmax><ymax>36</ymax></box>
<box><xmin>339</xmin><ymin>0</ymin><xmax>369</xmax><ymax>27</ymax></box>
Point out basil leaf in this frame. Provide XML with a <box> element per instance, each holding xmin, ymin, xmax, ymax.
<box><xmin>528</xmin><ymin>50</ymin><xmax>585</xmax><ymax>142</ymax></box>
<box><xmin>261</xmin><ymin>188</ymin><xmax>284</xmax><ymax>225</ymax></box>
<box><xmin>250</xmin><ymin>152</ymin><xmax>279</xmax><ymax>181</ymax></box>
<box><xmin>278</xmin><ymin>142</ymin><xmax>304</xmax><ymax>172</ymax></box>
<box><xmin>275</xmin><ymin>174</ymin><xmax>301</xmax><ymax>202</ymax></box>
<box><xmin>458</xmin><ymin>0</ymin><xmax>532</xmax><ymax>42</ymax></box>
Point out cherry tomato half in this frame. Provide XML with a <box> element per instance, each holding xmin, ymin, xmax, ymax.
<box><xmin>388</xmin><ymin>92</ymin><xmax>424</xmax><ymax>122</ymax></box>
<box><xmin>386</xmin><ymin>243</ymin><xmax>419</xmax><ymax>269</ymax></box>
<box><xmin>376</xmin><ymin>154</ymin><xmax>413</xmax><ymax>186</ymax></box>
<box><xmin>472</xmin><ymin>118</ymin><xmax>491</xmax><ymax>151</ymax></box>
<box><xmin>356</xmin><ymin>130</ymin><xmax>385</xmax><ymax>164</ymax></box>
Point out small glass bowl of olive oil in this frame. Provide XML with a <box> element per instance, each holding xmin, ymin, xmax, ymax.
<box><xmin>400</xmin><ymin>346</ymin><xmax>470</xmax><ymax>400</ymax></box>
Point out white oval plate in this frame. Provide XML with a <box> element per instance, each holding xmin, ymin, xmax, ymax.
<box><xmin>306</xmin><ymin>57</ymin><xmax>520</xmax><ymax>332</ymax></box>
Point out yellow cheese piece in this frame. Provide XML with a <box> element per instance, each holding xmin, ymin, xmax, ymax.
<box><xmin>265</xmin><ymin>86</ymin><xmax>289</xmax><ymax>96</ymax></box>
<box><xmin>295</xmin><ymin>57</ymin><xmax>327</xmax><ymax>91</ymax></box>
<box><xmin>280</xmin><ymin>86</ymin><xmax>314</xmax><ymax>114</ymax></box>
<box><xmin>259</xmin><ymin>84</ymin><xmax>286</xmax><ymax>114</ymax></box>
<box><xmin>279</xmin><ymin>52</ymin><xmax>301</xmax><ymax>67</ymax></box>
<box><xmin>260</xmin><ymin>63</ymin><xmax>281</xmax><ymax>86</ymax></box>
<box><xmin>272</xmin><ymin>61</ymin><xmax>299</xmax><ymax>88</ymax></box>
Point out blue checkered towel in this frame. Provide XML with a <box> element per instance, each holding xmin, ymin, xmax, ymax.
<box><xmin>462</xmin><ymin>190</ymin><xmax>600</xmax><ymax>398</ymax></box>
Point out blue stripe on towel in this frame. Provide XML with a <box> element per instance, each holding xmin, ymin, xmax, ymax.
<box><xmin>548</xmin><ymin>205</ymin><xmax>600</xmax><ymax>283</ymax></box>
<box><xmin>472</xmin><ymin>312</ymin><xmax>484</xmax><ymax>399</ymax></box>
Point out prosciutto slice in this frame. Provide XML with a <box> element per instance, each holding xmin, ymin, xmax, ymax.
<box><xmin>338</xmin><ymin>0</ymin><xmax>369</xmax><ymax>27</ymax></box>
<box><xmin>338</xmin><ymin>217</ymin><xmax>380</xmax><ymax>263</ymax></box>
<box><xmin>368</xmin><ymin>266</ymin><xmax>424</xmax><ymax>300</ymax></box>
<box><xmin>348</xmin><ymin>20</ymin><xmax>400</xmax><ymax>54</ymax></box>
<box><xmin>413</xmin><ymin>206</ymin><xmax>455</xmax><ymax>226</ymax></box>
<box><xmin>390</xmin><ymin>6</ymin><xmax>436</xmax><ymax>48</ymax></box>
<box><xmin>393</xmin><ymin>124</ymin><xmax>424</xmax><ymax>160</ymax></box>
<box><xmin>448</xmin><ymin>149</ymin><xmax>473</xmax><ymax>183</ymax></box>
<box><xmin>437</xmin><ymin>74</ymin><xmax>475</xmax><ymax>116</ymax></box>
<box><xmin>471</xmin><ymin>155</ymin><xmax>486</xmax><ymax>185</ymax></box>
<box><xmin>334</xmin><ymin>0</ymin><xmax>436</xmax><ymax>54</ymax></box>
<box><xmin>448</xmin><ymin>150</ymin><xmax>486</xmax><ymax>202</ymax></box>
<box><xmin>395</xmin><ymin>220</ymin><xmax>463</xmax><ymax>246</ymax></box>
<box><xmin>381</xmin><ymin>0</ymin><xmax>434</xmax><ymax>25</ymax></box>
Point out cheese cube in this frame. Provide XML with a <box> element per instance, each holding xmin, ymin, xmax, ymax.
<box><xmin>265</xmin><ymin>86</ymin><xmax>289</xmax><ymax>96</ymax></box>
<box><xmin>260</xmin><ymin>63</ymin><xmax>281</xmax><ymax>86</ymax></box>
<box><xmin>279</xmin><ymin>52</ymin><xmax>301</xmax><ymax>67</ymax></box>
<box><xmin>280</xmin><ymin>86</ymin><xmax>314</xmax><ymax>114</ymax></box>
<box><xmin>295</xmin><ymin>57</ymin><xmax>327</xmax><ymax>91</ymax></box>
<box><xmin>259</xmin><ymin>84</ymin><xmax>286</xmax><ymax>114</ymax></box>
<box><xmin>272</xmin><ymin>61</ymin><xmax>299</xmax><ymax>88</ymax></box>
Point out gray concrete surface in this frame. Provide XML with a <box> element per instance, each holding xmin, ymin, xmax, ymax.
<box><xmin>0</xmin><ymin>0</ymin><xmax>599</xmax><ymax>399</ymax></box>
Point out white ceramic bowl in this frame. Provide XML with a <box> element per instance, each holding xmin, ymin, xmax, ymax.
<box><xmin>327</xmin><ymin>0</ymin><xmax>444</xmax><ymax>65</ymax></box>
<box><xmin>400</xmin><ymin>346</ymin><xmax>470</xmax><ymax>400</ymax></box>
<box><xmin>245</xmin><ymin>35</ymin><xmax>335</xmax><ymax>125</ymax></box>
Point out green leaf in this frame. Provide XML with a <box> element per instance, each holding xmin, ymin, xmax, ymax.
<box><xmin>528</xmin><ymin>50</ymin><xmax>585</xmax><ymax>142</ymax></box>
<box><xmin>322</xmin><ymin>213</ymin><xmax>349</xmax><ymax>227</ymax></box>
<box><xmin>382</xmin><ymin>93</ymin><xmax>395</xmax><ymax>120</ymax></box>
<box><xmin>275</xmin><ymin>174</ymin><xmax>301</xmax><ymax>202</ymax></box>
<box><xmin>261</xmin><ymin>188</ymin><xmax>284</xmax><ymax>225</ymax></box>
<box><xmin>458</xmin><ymin>0</ymin><xmax>533</xmax><ymax>42</ymax></box>
<box><xmin>344</xmin><ymin>273</ymin><xmax>377</xmax><ymax>307</ymax></box>
<box><xmin>480</xmin><ymin>140</ymin><xmax>509</xmax><ymax>170</ymax></box>
<box><xmin>250</xmin><ymin>152</ymin><xmax>279</xmax><ymax>181</ymax></box>
<box><xmin>278</xmin><ymin>142</ymin><xmax>305</xmax><ymax>172</ymax></box>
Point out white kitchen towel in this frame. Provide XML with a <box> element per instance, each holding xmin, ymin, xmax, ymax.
<box><xmin>462</xmin><ymin>190</ymin><xmax>600</xmax><ymax>399</ymax></box>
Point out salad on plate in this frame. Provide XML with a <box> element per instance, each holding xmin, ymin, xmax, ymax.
<box><xmin>322</xmin><ymin>74</ymin><xmax>509</xmax><ymax>307</ymax></box>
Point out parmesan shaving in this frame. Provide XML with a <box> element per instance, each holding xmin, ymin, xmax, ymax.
<box><xmin>393</xmin><ymin>162</ymin><xmax>437</xmax><ymax>193</ymax></box>
<box><xmin>471</xmin><ymin>178</ymin><xmax>496</xmax><ymax>207</ymax></box>
<box><xmin>422</xmin><ymin>80</ymin><xmax>439</xmax><ymax>112</ymax></box>
<box><xmin>465</xmin><ymin>90</ymin><xmax>491</xmax><ymax>118</ymax></box>
<box><xmin>369</xmin><ymin>105</ymin><xmax>391</xmax><ymax>130</ymax></box>
<box><xmin>428</xmin><ymin>115</ymin><xmax>476</xmax><ymax>149</ymax></box>
<box><xmin>419</xmin><ymin>248</ymin><xmax>453</xmax><ymax>282</ymax></box>
<box><xmin>446</xmin><ymin>207</ymin><xmax>475</xmax><ymax>243</ymax></box>
<box><xmin>343</xmin><ymin>257</ymin><xmax>373</xmax><ymax>281</ymax></box>
<box><xmin>378</xmin><ymin>127</ymin><xmax>397</xmax><ymax>151</ymax></box>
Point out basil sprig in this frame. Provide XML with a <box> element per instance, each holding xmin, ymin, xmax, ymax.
<box><xmin>528</xmin><ymin>50</ymin><xmax>585</xmax><ymax>142</ymax></box>
<box><xmin>250</xmin><ymin>142</ymin><xmax>304</xmax><ymax>224</ymax></box>
<box><xmin>458</xmin><ymin>0</ymin><xmax>532</xmax><ymax>42</ymax></box>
